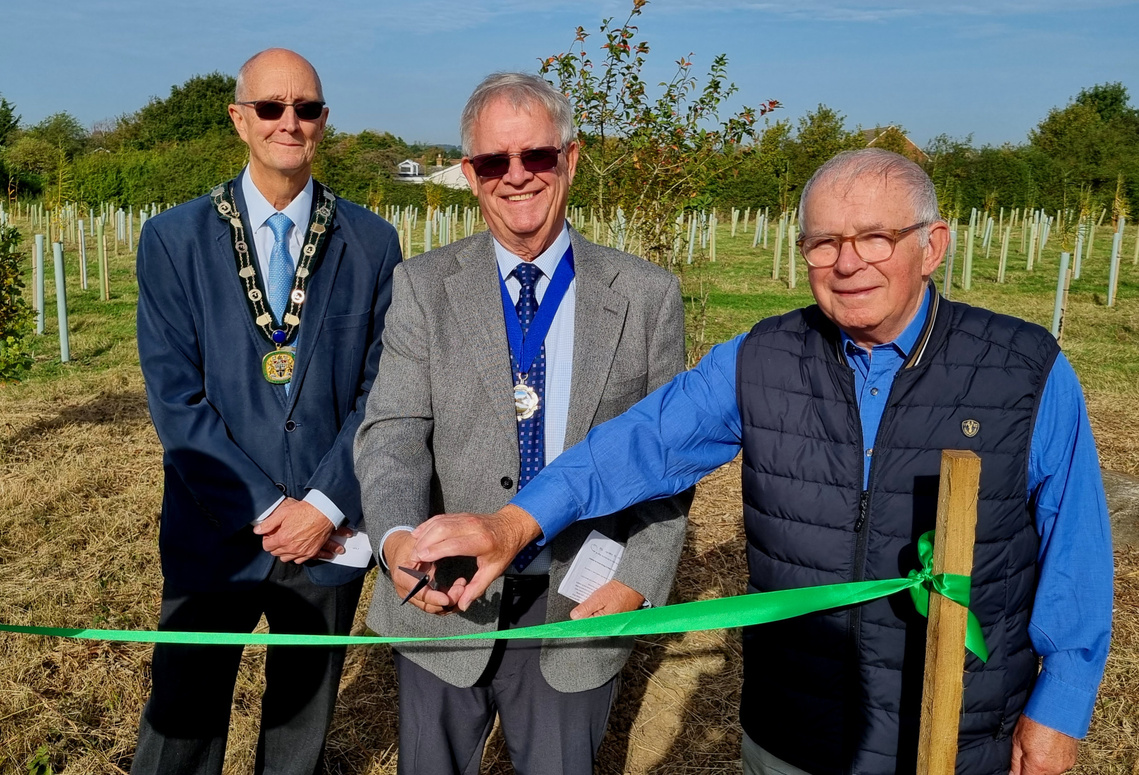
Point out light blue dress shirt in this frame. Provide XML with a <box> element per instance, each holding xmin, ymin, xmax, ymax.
<box><xmin>240</xmin><ymin>169</ymin><xmax>345</xmax><ymax>529</ymax></box>
<box><xmin>513</xmin><ymin>287</ymin><xmax>1113</xmax><ymax>738</ymax></box>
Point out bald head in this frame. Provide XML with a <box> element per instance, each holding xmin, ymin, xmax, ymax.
<box><xmin>235</xmin><ymin>48</ymin><xmax>324</xmax><ymax>103</ymax></box>
<box><xmin>228</xmin><ymin>47</ymin><xmax>328</xmax><ymax>207</ymax></box>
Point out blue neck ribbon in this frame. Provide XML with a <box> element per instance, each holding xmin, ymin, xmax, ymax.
<box><xmin>498</xmin><ymin>244</ymin><xmax>575</xmax><ymax>377</ymax></box>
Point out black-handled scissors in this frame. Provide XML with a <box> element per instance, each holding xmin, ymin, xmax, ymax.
<box><xmin>398</xmin><ymin>566</ymin><xmax>439</xmax><ymax>605</ymax></box>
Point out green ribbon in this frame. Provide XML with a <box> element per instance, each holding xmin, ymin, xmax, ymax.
<box><xmin>907</xmin><ymin>531</ymin><xmax>990</xmax><ymax>662</ymax></box>
<box><xmin>0</xmin><ymin>532</ymin><xmax>987</xmax><ymax>661</ymax></box>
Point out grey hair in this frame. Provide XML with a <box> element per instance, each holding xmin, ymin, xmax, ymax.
<box><xmin>799</xmin><ymin>148</ymin><xmax>940</xmax><ymax>246</ymax></box>
<box><xmin>234</xmin><ymin>48</ymin><xmax>324</xmax><ymax>102</ymax></box>
<box><xmin>460</xmin><ymin>72</ymin><xmax>576</xmax><ymax>155</ymax></box>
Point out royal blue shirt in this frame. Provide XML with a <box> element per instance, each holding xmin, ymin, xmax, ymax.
<box><xmin>514</xmin><ymin>288</ymin><xmax>1113</xmax><ymax>738</ymax></box>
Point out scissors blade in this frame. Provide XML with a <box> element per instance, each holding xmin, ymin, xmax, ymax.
<box><xmin>397</xmin><ymin>566</ymin><xmax>437</xmax><ymax>605</ymax></box>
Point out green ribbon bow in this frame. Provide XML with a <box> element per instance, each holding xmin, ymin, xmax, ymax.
<box><xmin>906</xmin><ymin>530</ymin><xmax>990</xmax><ymax>662</ymax></box>
<box><xmin>0</xmin><ymin>531</ymin><xmax>986</xmax><ymax>661</ymax></box>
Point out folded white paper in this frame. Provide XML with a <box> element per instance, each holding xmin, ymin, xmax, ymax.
<box><xmin>317</xmin><ymin>529</ymin><xmax>373</xmax><ymax>568</ymax></box>
<box><xmin>557</xmin><ymin>530</ymin><xmax>625</xmax><ymax>604</ymax></box>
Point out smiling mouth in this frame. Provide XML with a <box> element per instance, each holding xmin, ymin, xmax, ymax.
<box><xmin>505</xmin><ymin>192</ymin><xmax>537</xmax><ymax>202</ymax></box>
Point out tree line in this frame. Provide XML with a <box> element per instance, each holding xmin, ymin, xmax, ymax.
<box><xmin>1</xmin><ymin>72</ymin><xmax>1136</xmax><ymax>223</ymax></box>
<box><xmin>0</xmin><ymin>73</ymin><xmax>474</xmax><ymax>211</ymax></box>
<box><xmin>708</xmin><ymin>82</ymin><xmax>1139</xmax><ymax>221</ymax></box>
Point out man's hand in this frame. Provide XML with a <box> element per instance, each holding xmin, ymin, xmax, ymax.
<box><xmin>409</xmin><ymin>504</ymin><xmax>542</xmax><ymax>612</ymax></box>
<box><xmin>254</xmin><ymin>498</ymin><xmax>334</xmax><ymax>564</ymax></box>
<box><xmin>382</xmin><ymin>530</ymin><xmax>459</xmax><ymax>615</ymax></box>
<box><xmin>1009</xmin><ymin>715</ymin><xmax>1078</xmax><ymax>775</ymax></box>
<box><xmin>570</xmin><ymin>580</ymin><xmax>645</xmax><ymax>619</ymax></box>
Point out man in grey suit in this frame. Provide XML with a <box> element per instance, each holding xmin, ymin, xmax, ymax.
<box><xmin>353</xmin><ymin>72</ymin><xmax>689</xmax><ymax>775</ymax></box>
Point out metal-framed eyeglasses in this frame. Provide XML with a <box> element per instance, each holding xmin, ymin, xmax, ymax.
<box><xmin>796</xmin><ymin>222</ymin><xmax>931</xmax><ymax>268</ymax></box>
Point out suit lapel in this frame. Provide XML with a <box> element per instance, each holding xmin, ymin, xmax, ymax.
<box><xmin>443</xmin><ymin>233</ymin><xmax>517</xmax><ymax>442</ymax></box>
<box><xmin>564</xmin><ymin>230</ymin><xmax>628</xmax><ymax>448</ymax></box>
<box><xmin>286</xmin><ymin>218</ymin><xmax>344</xmax><ymax>407</ymax></box>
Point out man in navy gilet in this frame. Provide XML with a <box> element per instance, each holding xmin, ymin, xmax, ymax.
<box><xmin>408</xmin><ymin>149</ymin><xmax>1113</xmax><ymax>775</ymax></box>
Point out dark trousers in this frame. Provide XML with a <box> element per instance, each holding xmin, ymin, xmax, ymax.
<box><xmin>394</xmin><ymin>576</ymin><xmax>618</xmax><ymax>775</ymax></box>
<box><xmin>131</xmin><ymin>560</ymin><xmax>364</xmax><ymax>775</ymax></box>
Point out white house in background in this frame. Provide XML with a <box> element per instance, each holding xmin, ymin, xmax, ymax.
<box><xmin>397</xmin><ymin>159</ymin><xmax>423</xmax><ymax>177</ymax></box>
<box><xmin>424</xmin><ymin>163</ymin><xmax>468</xmax><ymax>190</ymax></box>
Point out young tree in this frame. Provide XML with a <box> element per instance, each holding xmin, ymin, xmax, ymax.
<box><xmin>540</xmin><ymin>0</ymin><xmax>778</xmax><ymax>266</ymax></box>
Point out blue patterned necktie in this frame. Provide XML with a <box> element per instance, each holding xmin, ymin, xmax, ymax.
<box><xmin>267</xmin><ymin>212</ymin><xmax>294</xmax><ymax>324</ymax></box>
<box><xmin>510</xmin><ymin>261</ymin><xmax>546</xmax><ymax>572</ymax></box>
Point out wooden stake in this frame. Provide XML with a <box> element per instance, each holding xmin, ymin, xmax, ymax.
<box><xmin>916</xmin><ymin>449</ymin><xmax>980</xmax><ymax>775</ymax></box>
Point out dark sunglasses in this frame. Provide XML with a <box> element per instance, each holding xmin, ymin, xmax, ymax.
<box><xmin>237</xmin><ymin>100</ymin><xmax>325</xmax><ymax>121</ymax></box>
<box><xmin>468</xmin><ymin>146</ymin><xmax>562</xmax><ymax>178</ymax></box>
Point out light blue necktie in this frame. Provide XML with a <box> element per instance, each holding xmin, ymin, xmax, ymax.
<box><xmin>267</xmin><ymin>212</ymin><xmax>295</xmax><ymax>392</ymax></box>
<box><xmin>267</xmin><ymin>212</ymin><xmax>294</xmax><ymax>324</ymax></box>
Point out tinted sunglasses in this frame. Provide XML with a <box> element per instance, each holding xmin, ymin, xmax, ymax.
<box><xmin>237</xmin><ymin>100</ymin><xmax>325</xmax><ymax>121</ymax></box>
<box><xmin>468</xmin><ymin>146</ymin><xmax>562</xmax><ymax>178</ymax></box>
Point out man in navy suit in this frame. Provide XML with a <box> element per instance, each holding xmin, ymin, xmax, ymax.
<box><xmin>131</xmin><ymin>48</ymin><xmax>401</xmax><ymax>775</ymax></box>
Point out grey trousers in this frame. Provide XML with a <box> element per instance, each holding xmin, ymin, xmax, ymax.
<box><xmin>131</xmin><ymin>560</ymin><xmax>364</xmax><ymax>775</ymax></box>
<box><xmin>393</xmin><ymin>575</ymin><xmax>619</xmax><ymax>775</ymax></box>
<box><xmin>742</xmin><ymin>731</ymin><xmax>815</xmax><ymax>775</ymax></box>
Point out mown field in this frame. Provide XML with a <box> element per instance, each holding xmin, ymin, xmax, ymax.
<box><xmin>0</xmin><ymin>211</ymin><xmax>1136</xmax><ymax>774</ymax></box>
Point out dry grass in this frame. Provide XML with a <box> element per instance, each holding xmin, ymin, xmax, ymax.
<box><xmin>0</xmin><ymin>216</ymin><xmax>1136</xmax><ymax>773</ymax></box>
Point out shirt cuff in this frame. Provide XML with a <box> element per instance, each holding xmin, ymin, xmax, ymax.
<box><xmin>252</xmin><ymin>495</ymin><xmax>285</xmax><ymax>525</ymax></box>
<box><xmin>1022</xmin><ymin>667</ymin><xmax>1099</xmax><ymax>738</ymax></box>
<box><xmin>304</xmin><ymin>489</ymin><xmax>346</xmax><ymax>528</ymax></box>
<box><xmin>377</xmin><ymin>526</ymin><xmax>416</xmax><ymax>571</ymax></box>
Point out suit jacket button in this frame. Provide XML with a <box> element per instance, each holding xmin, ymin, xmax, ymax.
<box><xmin>285</xmin><ymin>420</ymin><xmax>297</xmax><ymax>432</ymax></box>
<box><xmin>500</xmin><ymin>476</ymin><xmax>514</xmax><ymax>489</ymax></box>
<box><xmin>275</xmin><ymin>482</ymin><xmax>287</xmax><ymax>493</ymax></box>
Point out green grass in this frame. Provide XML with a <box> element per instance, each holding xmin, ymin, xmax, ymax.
<box><xmin>0</xmin><ymin>211</ymin><xmax>1137</xmax><ymax>774</ymax></box>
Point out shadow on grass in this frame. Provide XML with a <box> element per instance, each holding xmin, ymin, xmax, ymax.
<box><xmin>1</xmin><ymin>389</ymin><xmax>151</xmax><ymax>450</ymax></box>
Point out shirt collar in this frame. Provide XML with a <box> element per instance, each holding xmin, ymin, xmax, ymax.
<box><xmin>240</xmin><ymin>166</ymin><xmax>313</xmax><ymax>233</ymax></box>
<box><xmin>494</xmin><ymin>222</ymin><xmax>572</xmax><ymax>281</ymax></box>
<box><xmin>841</xmin><ymin>284</ymin><xmax>933</xmax><ymax>358</ymax></box>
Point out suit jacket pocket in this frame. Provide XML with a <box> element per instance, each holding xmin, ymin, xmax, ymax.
<box><xmin>322</xmin><ymin>311</ymin><xmax>370</xmax><ymax>330</ymax></box>
<box><xmin>605</xmin><ymin>372</ymin><xmax>648</xmax><ymax>400</ymax></box>
<box><xmin>595</xmin><ymin>372</ymin><xmax>648</xmax><ymax>421</ymax></box>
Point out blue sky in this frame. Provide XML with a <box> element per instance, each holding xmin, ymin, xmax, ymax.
<box><xmin>2</xmin><ymin>0</ymin><xmax>1137</xmax><ymax>149</ymax></box>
